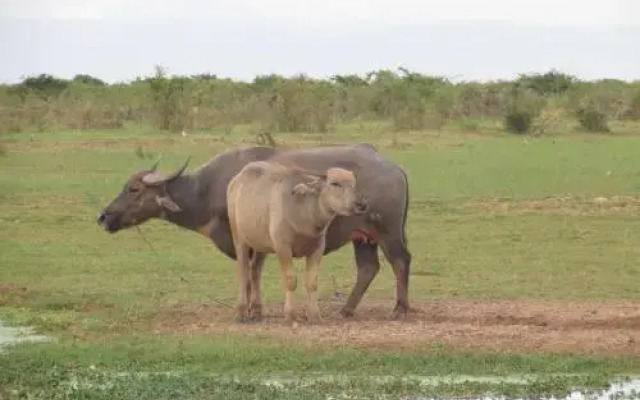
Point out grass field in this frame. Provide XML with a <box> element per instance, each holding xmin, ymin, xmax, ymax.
<box><xmin>1</xmin><ymin>125</ymin><xmax>640</xmax><ymax>399</ymax></box>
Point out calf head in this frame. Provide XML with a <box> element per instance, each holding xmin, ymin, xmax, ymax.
<box><xmin>293</xmin><ymin>167</ymin><xmax>368</xmax><ymax>217</ymax></box>
<box><xmin>96</xmin><ymin>158</ymin><xmax>190</xmax><ymax>233</ymax></box>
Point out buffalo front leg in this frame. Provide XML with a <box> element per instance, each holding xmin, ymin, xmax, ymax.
<box><xmin>248</xmin><ymin>251</ymin><xmax>267</xmax><ymax>321</ymax></box>
<box><xmin>379</xmin><ymin>234</ymin><xmax>412</xmax><ymax>319</ymax></box>
<box><xmin>275</xmin><ymin>248</ymin><xmax>297</xmax><ymax>323</ymax></box>
<box><xmin>340</xmin><ymin>241</ymin><xmax>381</xmax><ymax>318</ymax></box>
<box><xmin>234</xmin><ymin>243</ymin><xmax>252</xmax><ymax>323</ymax></box>
<box><xmin>304</xmin><ymin>241</ymin><xmax>325</xmax><ymax>323</ymax></box>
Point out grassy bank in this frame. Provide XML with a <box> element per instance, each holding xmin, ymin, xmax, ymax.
<box><xmin>1</xmin><ymin>126</ymin><xmax>640</xmax><ymax>398</ymax></box>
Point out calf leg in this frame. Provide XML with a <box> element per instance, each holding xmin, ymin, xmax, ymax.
<box><xmin>275</xmin><ymin>248</ymin><xmax>297</xmax><ymax>322</ymax></box>
<box><xmin>248</xmin><ymin>252</ymin><xmax>267</xmax><ymax>321</ymax></box>
<box><xmin>304</xmin><ymin>240</ymin><xmax>325</xmax><ymax>323</ymax></box>
<box><xmin>378</xmin><ymin>234</ymin><xmax>412</xmax><ymax>319</ymax></box>
<box><xmin>340</xmin><ymin>241</ymin><xmax>380</xmax><ymax>318</ymax></box>
<box><xmin>234</xmin><ymin>242</ymin><xmax>252</xmax><ymax>323</ymax></box>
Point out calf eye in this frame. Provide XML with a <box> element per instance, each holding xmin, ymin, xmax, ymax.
<box><xmin>330</xmin><ymin>181</ymin><xmax>341</xmax><ymax>188</ymax></box>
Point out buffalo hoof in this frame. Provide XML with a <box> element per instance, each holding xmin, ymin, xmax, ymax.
<box><xmin>247</xmin><ymin>313</ymin><xmax>262</xmax><ymax>323</ymax></box>
<box><xmin>391</xmin><ymin>303</ymin><xmax>409</xmax><ymax>320</ymax></box>
<box><xmin>248</xmin><ymin>305</ymin><xmax>262</xmax><ymax>322</ymax></box>
<box><xmin>339</xmin><ymin>308</ymin><xmax>355</xmax><ymax>318</ymax></box>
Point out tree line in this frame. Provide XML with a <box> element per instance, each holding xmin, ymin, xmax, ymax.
<box><xmin>1</xmin><ymin>66</ymin><xmax>638</xmax><ymax>135</ymax></box>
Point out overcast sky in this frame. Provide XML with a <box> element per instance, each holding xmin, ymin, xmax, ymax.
<box><xmin>1</xmin><ymin>0</ymin><xmax>638</xmax><ymax>83</ymax></box>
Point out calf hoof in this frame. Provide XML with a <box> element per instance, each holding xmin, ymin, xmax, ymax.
<box><xmin>306</xmin><ymin>309</ymin><xmax>322</xmax><ymax>324</ymax></box>
<box><xmin>235</xmin><ymin>315</ymin><xmax>252</xmax><ymax>324</ymax></box>
<box><xmin>284</xmin><ymin>310</ymin><xmax>297</xmax><ymax>324</ymax></box>
<box><xmin>339</xmin><ymin>308</ymin><xmax>355</xmax><ymax>318</ymax></box>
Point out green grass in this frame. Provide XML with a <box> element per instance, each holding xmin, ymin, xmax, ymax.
<box><xmin>1</xmin><ymin>336</ymin><xmax>637</xmax><ymax>399</ymax></box>
<box><xmin>1</xmin><ymin>127</ymin><xmax>640</xmax><ymax>398</ymax></box>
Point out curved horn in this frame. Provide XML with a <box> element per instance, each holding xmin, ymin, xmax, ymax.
<box><xmin>164</xmin><ymin>156</ymin><xmax>191</xmax><ymax>182</ymax></box>
<box><xmin>149</xmin><ymin>160</ymin><xmax>159</xmax><ymax>173</ymax></box>
<box><xmin>149</xmin><ymin>154</ymin><xmax>163</xmax><ymax>172</ymax></box>
<box><xmin>142</xmin><ymin>156</ymin><xmax>191</xmax><ymax>186</ymax></box>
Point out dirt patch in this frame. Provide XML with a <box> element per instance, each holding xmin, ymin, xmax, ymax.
<box><xmin>462</xmin><ymin>196</ymin><xmax>640</xmax><ymax>216</ymax></box>
<box><xmin>149</xmin><ymin>299</ymin><xmax>640</xmax><ymax>356</ymax></box>
<box><xmin>0</xmin><ymin>285</ymin><xmax>28</xmax><ymax>306</ymax></box>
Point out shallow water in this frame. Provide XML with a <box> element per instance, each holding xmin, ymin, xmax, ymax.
<box><xmin>405</xmin><ymin>377</ymin><xmax>640</xmax><ymax>400</ymax></box>
<box><xmin>0</xmin><ymin>320</ymin><xmax>51</xmax><ymax>353</ymax></box>
<box><xmin>260</xmin><ymin>375</ymin><xmax>640</xmax><ymax>400</ymax></box>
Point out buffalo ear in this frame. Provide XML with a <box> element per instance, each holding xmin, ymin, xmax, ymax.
<box><xmin>155</xmin><ymin>195</ymin><xmax>182</xmax><ymax>212</ymax></box>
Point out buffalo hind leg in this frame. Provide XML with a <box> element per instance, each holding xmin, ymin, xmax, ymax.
<box><xmin>340</xmin><ymin>241</ymin><xmax>380</xmax><ymax>318</ymax></box>
<box><xmin>378</xmin><ymin>234</ymin><xmax>412</xmax><ymax>319</ymax></box>
<box><xmin>248</xmin><ymin>252</ymin><xmax>267</xmax><ymax>322</ymax></box>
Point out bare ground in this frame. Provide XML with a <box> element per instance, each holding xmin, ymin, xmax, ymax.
<box><xmin>150</xmin><ymin>299</ymin><xmax>640</xmax><ymax>356</ymax></box>
<box><xmin>461</xmin><ymin>195</ymin><xmax>640</xmax><ymax>216</ymax></box>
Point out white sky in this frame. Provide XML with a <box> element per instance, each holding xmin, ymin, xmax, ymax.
<box><xmin>1</xmin><ymin>0</ymin><xmax>638</xmax><ymax>83</ymax></box>
<box><xmin>1</xmin><ymin>0</ymin><xmax>637</xmax><ymax>24</ymax></box>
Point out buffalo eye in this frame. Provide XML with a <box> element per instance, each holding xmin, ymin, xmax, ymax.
<box><xmin>128</xmin><ymin>186</ymin><xmax>141</xmax><ymax>194</ymax></box>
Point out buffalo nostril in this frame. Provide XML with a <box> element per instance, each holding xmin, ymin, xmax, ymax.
<box><xmin>355</xmin><ymin>201</ymin><xmax>368</xmax><ymax>213</ymax></box>
<box><xmin>97</xmin><ymin>213</ymin><xmax>106</xmax><ymax>224</ymax></box>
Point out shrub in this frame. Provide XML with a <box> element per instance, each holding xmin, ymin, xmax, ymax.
<box><xmin>623</xmin><ymin>90</ymin><xmax>640</xmax><ymax>120</ymax></box>
<box><xmin>147</xmin><ymin>66</ymin><xmax>192</xmax><ymax>132</ymax></box>
<box><xmin>575</xmin><ymin>106</ymin><xmax>609</xmax><ymax>133</ymax></box>
<box><xmin>456</xmin><ymin>118</ymin><xmax>482</xmax><ymax>132</ymax></box>
<box><xmin>504</xmin><ymin>107</ymin><xmax>535</xmax><ymax>134</ymax></box>
<box><xmin>503</xmin><ymin>84</ymin><xmax>545</xmax><ymax>135</ymax></box>
<box><xmin>531</xmin><ymin>107</ymin><xmax>566</xmax><ymax>136</ymax></box>
<box><xmin>516</xmin><ymin>70</ymin><xmax>576</xmax><ymax>96</ymax></box>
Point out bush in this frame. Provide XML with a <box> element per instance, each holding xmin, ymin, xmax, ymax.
<box><xmin>531</xmin><ymin>107</ymin><xmax>566</xmax><ymax>136</ymax></box>
<box><xmin>503</xmin><ymin>84</ymin><xmax>544</xmax><ymax>135</ymax></box>
<box><xmin>147</xmin><ymin>66</ymin><xmax>192</xmax><ymax>132</ymax></box>
<box><xmin>504</xmin><ymin>107</ymin><xmax>536</xmax><ymax>134</ymax></box>
<box><xmin>623</xmin><ymin>90</ymin><xmax>640</xmax><ymax>120</ymax></box>
<box><xmin>575</xmin><ymin>106</ymin><xmax>609</xmax><ymax>133</ymax></box>
<box><xmin>516</xmin><ymin>70</ymin><xmax>576</xmax><ymax>97</ymax></box>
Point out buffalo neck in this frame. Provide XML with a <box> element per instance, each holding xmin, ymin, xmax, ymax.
<box><xmin>162</xmin><ymin>174</ymin><xmax>211</xmax><ymax>232</ymax></box>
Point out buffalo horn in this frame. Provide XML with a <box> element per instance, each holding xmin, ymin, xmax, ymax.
<box><xmin>142</xmin><ymin>156</ymin><xmax>191</xmax><ymax>186</ymax></box>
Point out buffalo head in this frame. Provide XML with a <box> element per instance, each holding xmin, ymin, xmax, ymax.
<box><xmin>96</xmin><ymin>157</ymin><xmax>190</xmax><ymax>233</ymax></box>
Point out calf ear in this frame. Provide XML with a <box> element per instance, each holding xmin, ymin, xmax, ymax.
<box><xmin>292</xmin><ymin>183</ymin><xmax>316</xmax><ymax>196</ymax></box>
<box><xmin>155</xmin><ymin>195</ymin><xmax>182</xmax><ymax>212</ymax></box>
<box><xmin>293</xmin><ymin>175</ymin><xmax>325</xmax><ymax>196</ymax></box>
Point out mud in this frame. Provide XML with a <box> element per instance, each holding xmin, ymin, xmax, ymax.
<box><xmin>150</xmin><ymin>299</ymin><xmax>640</xmax><ymax>356</ymax></box>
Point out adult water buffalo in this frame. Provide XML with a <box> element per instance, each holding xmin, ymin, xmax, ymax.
<box><xmin>228</xmin><ymin>161</ymin><xmax>368</xmax><ymax>323</ymax></box>
<box><xmin>96</xmin><ymin>144</ymin><xmax>411</xmax><ymax>319</ymax></box>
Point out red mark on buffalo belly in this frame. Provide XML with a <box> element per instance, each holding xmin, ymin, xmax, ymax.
<box><xmin>350</xmin><ymin>229</ymin><xmax>378</xmax><ymax>244</ymax></box>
